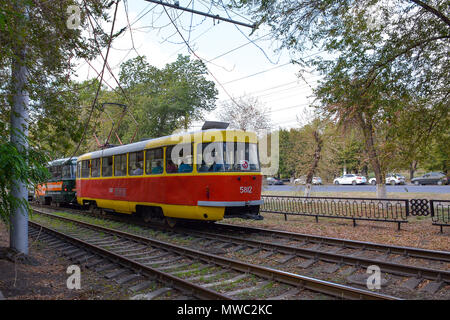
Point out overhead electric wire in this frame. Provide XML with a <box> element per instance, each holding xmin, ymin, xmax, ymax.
<box><xmin>123</xmin><ymin>0</ymin><xmax>142</xmax><ymax>57</ymax></box>
<box><xmin>129</xmin><ymin>2</ymin><xmax>158</xmax><ymax>27</ymax></box>
<box><xmin>208</xmin><ymin>32</ymin><xmax>271</xmax><ymax>62</ymax></box>
<box><xmin>162</xmin><ymin>5</ymin><xmax>244</xmax><ymax>109</ymax></box>
<box><xmin>145</xmin><ymin>0</ymin><xmax>255</xmax><ymax>28</ymax></box>
<box><xmin>69</xmin><ymin>0</ymin><xmax>120</xmax><ymax>161</ymax></box>
<box><xmin>221</xmin><ymin>62</ymin><xmax>292</xmax><ymax>85</ymax></box>
<box><xmin>187</xmin><ymin>0</ymin><xmax>195</xmax><ymax>43</ymax></box>
<box><xmin>239</xmin><ymin>80</ymin><xmax>299</xmax><ymax>96</ymax></box>
<box><xmin>159</xmin><ymin>0</ymin><xmax>194</xmax><ymax>45</ymax></box>
<box><xmin>221</xmin><ymin>50</ymin><xmax>326</xmax><ymax>86</ymax></box>
<box><xmin>217</xmin><ymin>0</ymin><xmax>281</xmax><ymax>65</ymax></box>
<box><xmin>267</xmin><ymin>102</ymin><xmax>311</xmax><ymax>114</ymax></box>
<box><xmin>253</xmin><ymin>77</ymin><xmax>319</xmax><ymax>99</ymax></box>
<box><xmin>217</xmin><ymin>81</ymin><xmax>313</xmax><ymax>105</ymax></box>
<box><xmin>167</xmin><ymin>24</ymin><xmax>215</xmax><ymax>58</ymax></box>
<box><xmin>83</xmin><ymin>3</ymin><xmax>133</xmax><ymax>105</ymax></box>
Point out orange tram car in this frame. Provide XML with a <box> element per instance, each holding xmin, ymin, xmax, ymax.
<box><xmin>75</xmin><ymin>125</ymin><xmax>264</xmax><ymax>226</ymax></box>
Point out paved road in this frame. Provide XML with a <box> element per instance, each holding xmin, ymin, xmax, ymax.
<box><xmin>263</xmin><ymin>184</ymin><xmax>450</xmax><ymax>194</ymax></box>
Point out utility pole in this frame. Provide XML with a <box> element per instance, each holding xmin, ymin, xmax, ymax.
<box><xmin>10</xmin><ymin>4</ymin><xmax>29</xmax><ymax>255</ymax></box>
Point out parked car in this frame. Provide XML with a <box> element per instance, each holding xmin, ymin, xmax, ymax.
<box><xmin>266</xmin><ymin>177</ymin><xmax>284</xmax><ymax>185</ymax></box>
<box><xmin>387</xmin><ymin>173</ymin><xmax>406</xmax><ymax>185</ymax></box>
<box><xmin>294</xmin><ymin>176</ymin><xmax>322</xmax><ymax>185</ymax></box>
<box><xmin>333</xmin><ymin>174</ymin><xmax>367</xmax><ymax>185</ymax></box>
<box><xmin>294</xmin><ymin>176</ymin><xmax>306</xmax><ymax>185</ymax></box>
<box><xmin>411</xmin><ymin>172</ymin><xmax>449</xmax><ymax>185</ymax></box>
<box><xmin>369</xmin><ymin>173</ymin><xmax>406</xmax><ymax>185</ymax></box>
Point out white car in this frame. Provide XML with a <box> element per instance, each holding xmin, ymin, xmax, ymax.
<box><xmin>369</xmin><ymin>173</ymin><xmax>406</xmax><ymax>185</ymax></box>
<box><xmin>333</xmin><ymin>174</ymin><xmax>367</xmax><ymax>185</ymax></box>
<box><xmin>386</xmin><ymin>173</ymin><xmax>406</xmax><ymax>185</ymax></box>
<box><xmin>294</xmin><ymin>176</ymin><xmax>306</xmax><ymax>185</ymax></box>
<box><xmin>294</xmin><ymin>176</ymin><xmax>322</xmax><ymax>185</ymax></box>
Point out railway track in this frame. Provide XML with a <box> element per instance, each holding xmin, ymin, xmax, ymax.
<box><xmin>32</xmin><ymin>204</ymin><xmax>450</xmax><ymax>298</ymax></box>
<box><xmin>30</xmin><ymin>208</ymin><xmax>398</xmax><ymax>300</ymax></box>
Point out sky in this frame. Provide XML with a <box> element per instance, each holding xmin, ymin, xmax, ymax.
<box><xmin>74</xmin><ymin>0</ymin><xmax>323</xmax><ymax>131</ymax></box>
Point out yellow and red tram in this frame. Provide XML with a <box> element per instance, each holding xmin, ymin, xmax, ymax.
<box><xmin>76</xmin><ymin>127</ymin><xmax>263</xmax><ymax>225</ymax></box>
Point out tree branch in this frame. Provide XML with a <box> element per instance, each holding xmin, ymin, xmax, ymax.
<box><xmin>409</xmin><ymin>0</ymin><xmax>450</xmax><ymax>27</ymax></box>
<box><xmin>365</xmin><ymin>35</ymin><xmax>450</xmax><ymax>89</ymax></box>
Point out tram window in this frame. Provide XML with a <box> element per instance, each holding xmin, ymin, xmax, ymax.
<box><xmin>102</xmin><ymin>156</ymin><xmax>113</xmax><ymax>177</ymax></box>
<box><xmin>77</xmin><ymin>162</ymin><xmax>81</xmax><ymax>178</ymax></box>
<box><xmin>196</xmin><ymin>142</ymin><xmax>260</xmax><ymax>172</ymax></box>
<box><xmin>166</xmin><ymin>144</ymin><xmax>193</xmax><ymax>174</ymax></box>
<box><xmin>53</xmin><ymin>165</ymin><xmax>62</xmax><ymax>179</ymax></box>
<box><xmin>129</xmin><ymin>151</ymin><xmax>144</xmax><ymax>176</ymax></box>
<box><xmin>62</xmin><ymin>164</ymin><xmax>72</xmax><ymax>179</ymax></box>
<box><xmin>81</xmin><ymin>160</ymin><xmax>90</xmax><ymax>178</ymax></box>
<box><xmin>91</xmin><ymin>158</ymin><xmax>101</xmax><ymax>177</ymax></box>
<box><xmin>114</xmin><ymin>154</ymin><xmax>127</xmax><ymax>177</ymax></box>
<box><xmin>145</xmin><ymin>148</ymin><xmax>163</xmax><ymax>175</ymax></box>
<box><xmin>197</xmin><ymin>142</ymin><xmax>226</xmax><ymax>172</ymax></box>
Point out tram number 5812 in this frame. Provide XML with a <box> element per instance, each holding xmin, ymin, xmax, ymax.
<box><xmin>240</xmin><ymin>186</ymin><xmax>252</xmax><ymax>194</ymax></box>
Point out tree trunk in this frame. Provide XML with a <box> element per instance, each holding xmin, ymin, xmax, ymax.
<box><xmin>362</xmin><ymin>165</ymin><xmax>368</xmax><ymax>177</ymax></box>
<box><xmin>357</xmin><ymin>113</ymin><xmax>386</xmax><ymax>198</ymax></box>
<box><xmin>304</xmin><ymin>130</ymin><xmax>323</xmax><ymax>197</ymax></box>
<box><xmin>10</xmin><ymin>44</ymin><xmax>29</xmax><ymax>255</ymax></box>
<box><xmin>304</xmin><ymin>183</ymin><xmax>312</xmax><ymax>197</ymax></box>
<box><xmin>376</xmin><ymin>183</ymin><xmax>387</xmax><ymax>198</ymax></box>
<box><xmin>409</xmin><ymin>160</ymin><xmax>418</xmax><ymax>181</ymax></box>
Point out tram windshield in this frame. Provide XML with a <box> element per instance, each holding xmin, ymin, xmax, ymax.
<box><xmin>197</xmin><ymin>142</ymin><xmax>260</xmax><ymax>172</ymax></box>
<box><xmin>62</xmin><ymin>164</ymin><xmax>76</xmax><ymax>179</ymax></box>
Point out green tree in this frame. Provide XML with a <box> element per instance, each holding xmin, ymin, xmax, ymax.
<box><xmin>115</xmin><ymin>55</ymin><xmax>218</xmax><ymax>140</ymax></box>
<box><xmin>235</xmin><ymin>0</ymin><xmax>449</xmax><ymax>197</ymax></box>
<box><xmin>423</xmin><ymin>132</ymin><xmax>450</xmax><ymax>174</ymax></box>
<box><xmin>389</xmin><ymin>101</ymin><xmax>450</xmax><ymax>179</ymax></box>
<box><xmin>277</xmin><ymin>129</ymin><xmax>295</xmax><ymax>179</ymax></box>
<box><xmin>0</xmin><ymin>0</ymin><xmax>112</xmax><ymax>253</ymax></box>
<box><xmin>0</xmin><ymin>132</ymin><xmax>49</xmax><ymax>224</ymax></box>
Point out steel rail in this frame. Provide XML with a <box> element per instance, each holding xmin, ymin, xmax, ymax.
<box><xmin>32</xmin><ymin>209</ymin><xmax>399</xmax><ymax>300</ymax></box>
<box><xmin>28</xmin><ymin>220</ymin><xmax>232</xmax><ymax>300</ymax></box>
<box><xmin>33</xmin><ymin>204</ymin><xmax>449</xmax><ymax>262</ymax></box>
<box><xmin>215</xmin><ymin>223</ymin><xmax>450</xmax><ymax>262</ymax></box>
<box><xmin>32</xmin><ymin>204</ymin><xmax>449</xmax><ymax>262</ymax></box>
<box><xmin>185</xmin><ymin>227</ymin><xmax>450</xmax><ymax>283</ymax></box>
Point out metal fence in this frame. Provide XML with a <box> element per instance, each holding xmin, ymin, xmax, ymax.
<box><xmin>430</xmin><ymin>200</ymin><xmax>450</xmax><ymax>233</ymax></box>
<box><xmin>260</xmin><ymin>195</ymin><xmax>450</xmax><ymax>232</ymax></box>
<box><xmin>261</xmin><ymin>195</ymin><xmax>409</xmax><ymax>230</ymax></box>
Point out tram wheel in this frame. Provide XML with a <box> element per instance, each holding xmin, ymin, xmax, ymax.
<box><xmin>165</xmin><ymin>217</ymin><xmax>177</xmax><ymax>228</ymax></box>
<box><xmin>142</xmin><ymin>212</ymin><xmax>152</xmax><ymax>223</ymax></box>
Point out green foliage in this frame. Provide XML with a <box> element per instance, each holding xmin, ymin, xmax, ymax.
<box><xmin>116</xmin><ymin>55</ymin><xmax>218</xmax><ymax>140</ymax></box>
<box><xmin>423</xmin><ymin>132</ymin><xmax>450</xmax><ymax>174</ymax></box>
<box><xmin>0</xmin><ymin>1</ymin><xmax>111</xmax><ymax>224</ymax></box>
<box><xmin>277</xmin><ymin>129</ymin><xmax>294</xmax><ymax>178</ymax></box>
<box><xmin>235</xmin><ymin>0</ymin><xmax>449</xmax><ymax>188</ymax></box>
<box><xmin>0</xmin><ymin>132</ymin><xmax>50</xmax><ymax>225</ymax></box>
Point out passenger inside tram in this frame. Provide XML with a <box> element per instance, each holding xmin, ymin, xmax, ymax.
<box><xmin>151</xmin><ymin>161</ymin><xmax>163</xmax><ymax>174</ymax></box>
<box><xmin>178</xmin><ymin>155</ymin><xmax>193</xmax><ymax>173</ymax></box>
